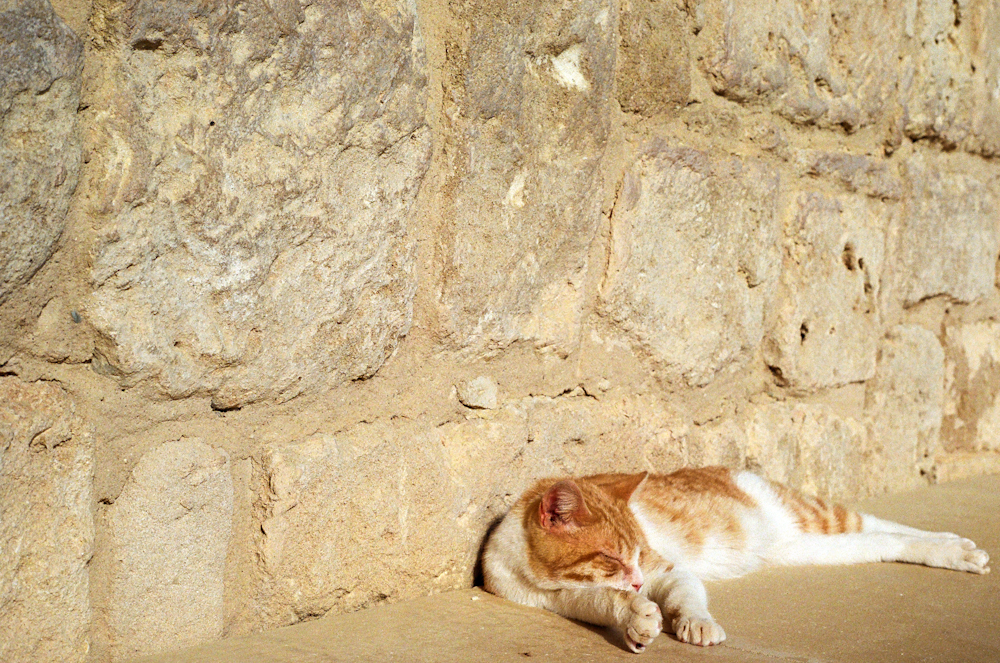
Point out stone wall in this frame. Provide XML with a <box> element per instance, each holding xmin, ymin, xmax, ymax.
<box><xmin>1</xmin><ymin>0</ymin><xmax>999</xmax><ymax>660</ymax></box>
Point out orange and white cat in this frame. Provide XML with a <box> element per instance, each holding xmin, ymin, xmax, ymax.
<box><xmin>482</xmin><ymin>467</ymin><xmax>990</xmax><ymax>653</ymax></box>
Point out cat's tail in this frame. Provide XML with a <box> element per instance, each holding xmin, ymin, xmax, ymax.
<box><xmin>767</xmin><ymin>480</ymin><xmax>864</xmax><ymax>534</ymax></box>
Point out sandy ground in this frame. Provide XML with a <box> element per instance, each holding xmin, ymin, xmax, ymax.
<box><xmin>137</xmin><ymin>474</ymin><xmax>1000</xmax><ymax>663</ymax></box>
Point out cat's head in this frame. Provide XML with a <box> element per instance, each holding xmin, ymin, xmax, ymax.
<box><xmin>522</xmin><ymin>472</ymin><xmax>654</xmax><ymax>592</ymax></box>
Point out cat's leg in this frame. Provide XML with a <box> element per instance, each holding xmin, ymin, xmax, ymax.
<box><xmin>542</xmin><ymin>588</ymin><xmax>663</xmax><ymax>653</ymax></box>
<box><xmin>771</xmin><ymin>532</ymin><xmax>990</xmax><ymax>574</ymax></box>
<box><xmin>860</xmin><ymin>513</ymin><xmax>961</xmax><ymax>539</ymax></box>
<box><xmin>645</xmin><ymin>568</ymin><xmax>726</xmax><ymax>647</ymax></box>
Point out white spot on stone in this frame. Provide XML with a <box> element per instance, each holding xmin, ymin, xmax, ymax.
<box><xmin>456</xmin><ymin>376</ymin><xmax>499</xmax><ymax>410</ymax></box>
<box><xmin>504</xmin><ymin>171</ymin><xmax>527</xmax><ymax>208</ymax></box>
<box><xmin>551</xmin><ymin>44</ymin><xmax>590</xmax><ymax>91</ymax></box>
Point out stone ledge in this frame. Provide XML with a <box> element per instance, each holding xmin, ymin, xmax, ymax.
<box><xmin>135</xmin><ymin>474</ymin><xmax>1000</xmax><ymax>663</ymax></box>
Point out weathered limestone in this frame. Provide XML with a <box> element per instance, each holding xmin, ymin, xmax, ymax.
<box><xmin>616</xmin><ymin>0</ymin><xmax>690</xmax><ymax>114</ymax></box>
<box><xmin>764</xmin><ymin>192</ymin><xmax>887</xmax><ymax>391</ymax></box>
<box><xmin>942</xmin><ymin>320</ymin><xmax>1000</xmax><ymax>452</ymax></box>
<box><xmin>891</xmin><ymin>150</ymin><xmax>999</xmax><ymax>306</ymax></box>
<box><xmin>744</xmin><ymin>400</ymin><xmax>869</xmax><ymax>500</ymax></box>
<box><xmin>694</xmin><ymin>0</ymin><xmax>904</xmax><ymax>131</ymax></box>
<box><xmin>865</xmin><ymin>326</ymin><xmax>946</xmax><ymax>492</ymax></box>
<box><xmin>456</xmin><ymin>376</ymin><xmax>500</xmax><ymax>410</ymax></box>
<box><xmin>792</xmin><ymin>150</ymin><xmax>904</xmax><ymax>201</ymax></box>
<box><xmin>250</xmin><ymin>393</ymin><xmax>682</xmax><ymax>631</ymax></box>
<box><xmin>902</xmin><ymin>0</ymin><xmax>1000</xmax><ymax>155</ymax></box>
<box><xmin>1</xmin><ymin>0</ymin><xmax>998</xmax><ymax>660</ymax></box>
<box><xmin>933</xmin><ymin>451</ymin><xmax>1000</xmax><ymax>482</ymax></box>
<box><xmin>0</xmin><ymin>377</ymin><xmax>93</xmax><ymax>663</ymax></box>
<box><xmin>106</xmin><ymin>440</ymin><xmax>232</xmax><ymax>661</ymax></box>
<box><xmin>251</xmin><ymin>423</ymin><xmax>467</xmax><ymax>631</ymax></box>
<box><xmin>602</xmin><ymin>145</ymin><xmax>780</xmax><ymax>386</ymax></box>
<box><xmin>435</xmin><ymin>0</ymin><xmax>614</xmax><ymax>355</ymax></box>
<box><xmin>0</xmin><ymin>0</ymin><xmax>82</xmax><ymax>303</ymax></box>
<box><xmin>85</xmin><ymin>0</ymin><xmax>431</xmax><ymax>408</ymax></box>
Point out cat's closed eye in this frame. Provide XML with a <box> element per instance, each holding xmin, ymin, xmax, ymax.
<box><xmin>596</xmin><ymin>553</ymin><xmax>621</xmax><ymax>574</ymax></box>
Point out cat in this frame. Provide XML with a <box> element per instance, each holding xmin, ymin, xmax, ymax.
<box><xmin>482</xmin><ymin>467</ymin><xmax>990</xmax><ymax>653</ymax></box>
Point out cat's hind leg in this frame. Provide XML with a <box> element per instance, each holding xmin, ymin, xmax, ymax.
<box><xmin>738</xmin><ymin>472</ymin><xmax>989</xmax><ymax>574</ymax></box>
<box><xmin>770</xmin><ymin>531</ymin><xmax>990</xmax><ymax>574</ymax></box>
<box><xmin>861</xmin><ymin>513</ymin><xmax>961</xmax><ymax>539</ymax></box>
<box><xmin>858</xmin><ymin>514</ymin><xmax>989</xmax><ymax>572</ymax></box>
<box><xmin>645</xmin><ymin>568</ymin><xmax>726</xmax><ymax>647</ymax></box>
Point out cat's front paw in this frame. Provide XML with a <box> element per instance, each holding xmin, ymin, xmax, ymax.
<box><xmin>624</xmin><ymin>594</ymin><xmax>662</xmax><ymax>653</ymax></box>
<box><xmin>672</xmin><ymin>614</ymin><xmax>726</xmax><ymax>647</ymax></box>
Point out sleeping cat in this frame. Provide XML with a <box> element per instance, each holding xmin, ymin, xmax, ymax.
<box><xmin>482</xmin><ymin>467</ymin><xmax>990</xmax><ymax>653</ymax></box>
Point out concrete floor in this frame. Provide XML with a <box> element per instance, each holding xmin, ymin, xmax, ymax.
<box><xmin>138</xmin><ymin>474</ymin><xmax>1000</xmax><ymax>663</ymax></box>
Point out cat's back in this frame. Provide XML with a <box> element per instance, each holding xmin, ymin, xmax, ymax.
<box><xmin>632</xmin><ymin>466</ymin><xmax>757</xmax><ymax>520</ymax></box>
<box><xmin>628</xmin><ymin>467</ymin><xmax>776</xmax><ymax>577</ymax></box>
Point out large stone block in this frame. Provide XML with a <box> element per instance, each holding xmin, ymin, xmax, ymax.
<box><xmin>744</xmin><ymin>399</ymin><xmax>869</xmax><ymax>501</ymax></box>
<box><xmin>889</xmin><ymin>151</ymin><xmax>999</xmax><ymax>306</ymax></box>
<box><xmin>85</xmin><ymin>0</ymin><xmax>431</xmax><ymax>408</ymax></box>
<box><xmin>865</xmin><ymin>325</ymin><xmax>945</xmax><ymax>492</ymax></box>
<box><xmin>764</xmin><ymin>192</ymin><xmax>887</xmax><ymax>391</ymax></box>
<box><xmin>941</xmin><ymin>320</ymin><xmax>1000</xmax><ymax>453</ymax></box>
<box><xmin>435</xmin><ymin>0</ymin><xmax>614</xmax><ymax>355</ymax></box>
<box><xmin>601</xmin><ymin>145</ymin><xmax>780</xmax><ymax>387</ymax></box>
<box><xmin>902</xmin><ymin>0</ymin><xmax>1000</xmax><ymax>155</ymax></box>
<box><xmin>0</xmin><ymin>0</ymin><xmax>82</xmax><ymax>303</ymax></box>
<box><xmin>251</xmin><ymin>422</ymin><xmax>468</xmax><ymax>630</ymax></box>
<box><xmin>106</xmin><ymin>440</ymin><xmax>232</xmax><ymax>661</ymax></box>
<box><xmin>0</xmin><ymin>377</ymin><xmax>93</xmax><ymax>663</ymax></box>
<box><xmin>693</xmin><ymin>0</ymin><xmax>903</xmax><ymax>130</ymax></box>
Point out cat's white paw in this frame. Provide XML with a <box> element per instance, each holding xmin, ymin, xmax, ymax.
<box><xmin>672</xmin><ymin>614</ymin><xmax>726</xmax><ymax>647</ymax></box>
<box><xmin>955</xmin><ymin>544</ymin><xmax>990</xmax><ymax>574</ymax></box>
<box><xmin>911</xmin><ymin>537</ymin><xmax>990</xmax><ymax>574</ymax></box>
<box><xmin>624</xmin><ymin>594</ymin><xmax>662</xmax><ymax>653</ymax></box>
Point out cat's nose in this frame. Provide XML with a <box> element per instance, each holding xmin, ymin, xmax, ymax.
<box><xmin>625</xmin><ymin>566</ymin><xmax>644</xmax><ymax>592</ymax></box>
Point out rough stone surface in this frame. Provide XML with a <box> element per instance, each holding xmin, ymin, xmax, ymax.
<box><xmin>252</xmin><ymin>424</ymin><xmax>459</xmax><ymax>631</ymax></box>
<box><xmin>250</xmin><ymin>393</ymin><xmax>688</xmax><ymax>631</ymax></box>
<box><xmin>435</xmin><ymin>0</ymin><xmax>614</xmax><ymax>355</ymax></box>
<box><xmin>2</xmin><ymin>0</ymin><xmax>1000</xmax><ymax>660</ymax></box>
<box><xmin>744</xmin><ymin>400</ymin><xmax>869</xmax><ymax>501</ymax></box>
<box><xmin>694</xmin><ymin>0</ymin><xmax>903</xmax><ymax>130</ymax></box>
<box><xmin>616</xmin><ymin>0</ymin><xmax>690</xmax><ymax>114</ymax></box>
<box><xmin>764</xmin><ymin>192</ymin><xmax>886</xmax><ymax>391</ymax></box>
<box><xmin>602</xmin><ymin>145</ymin><xmax>780</xmax><ymax>386</ymax></box>
<box><xmin>456</xmin><ymin>376</ymin><xmax>499</xmax><ymax>410</ymax></box>
<box><xmin>0</xmin><ymin>0</ymin><xmax>82</xmax><ymax>303</ymax></box>
<box><xmin>0</xmin><ymin>377</ymin><xmax>93</xmax><ymax>663</ymax></box>
<box><xmin>942</xmin><ymin>320</ymin><xmax>1000</xmax><ymax>453</ymax></box>
<box><xmin>933</xmin><ymin>452</ymin><xmax>1000</xmax><ymax>482</ymax></box>
<box><xmin>890</xmin><ymin>150</ymin><xmax>1000</xmax><ymax>307</ymax></box>
<box><xmin>85</xmin><ymin>0</ymin><xmax>431</xmax><ymax>408</ymax></box>
<box><xmin>865</xmin><ymin>325</ymin><xmax>946</xmax><ymax>492</ymax></box>
<box><xmin>106</xmin><ymin>440</ymin><xmax>232</xmax><ymax>661</ymax></box>
<box><xmin>902</xmin><ymin>0</ymin><xmax>1000</xmax><ymax>155</ymax></box>
<box><xmin>792</xmin><ymin>150</ymin><xmax>903</xmax><ymax>201</ymax></box>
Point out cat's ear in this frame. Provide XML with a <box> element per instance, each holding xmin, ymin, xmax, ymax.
<box><xmin>606</xmin><ymin>471</ymin><xmax>648</xmax><ymax>503</ymax></box>
<box><xmin>539</xmin><ymin>480</ymin><xmax>591</xmax><ymax>531</ymax></box>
